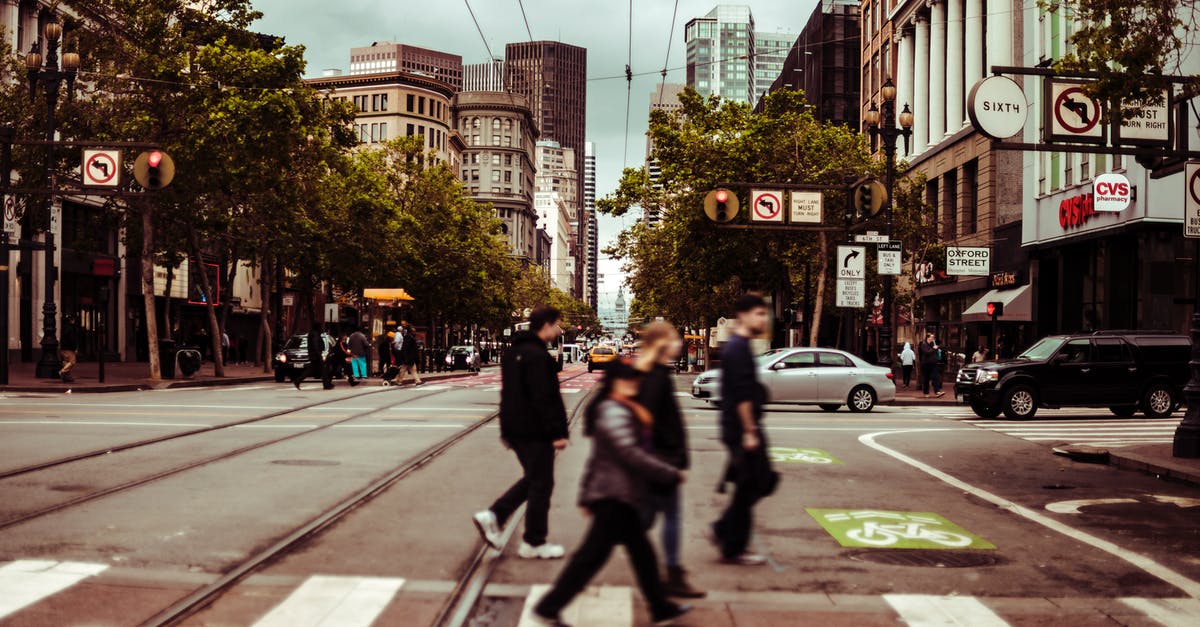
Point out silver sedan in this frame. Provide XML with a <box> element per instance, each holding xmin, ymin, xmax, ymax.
<box><xmin>691</xmin><ymin>347</ymin><xmax>897</xmax><ymax>412</ymax></box>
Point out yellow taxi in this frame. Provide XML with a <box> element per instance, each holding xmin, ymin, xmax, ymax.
<box><xmin>587</xmin><ymin>345</ymin><xmax>619</xmax><ymax>372</ymax></box>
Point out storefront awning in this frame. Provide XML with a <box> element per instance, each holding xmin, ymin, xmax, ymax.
<box><xmin>363</xmin><ymin>288</ymin><xmax>415</xmax><ymax>302</ymax></box>
<box><xmin>961</xmin><ymin>284</ymin><xmax>1032</xmax><ymax>323</ymax></box>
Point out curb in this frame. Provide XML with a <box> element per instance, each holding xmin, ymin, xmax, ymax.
<box><xmin>890</xmin><ymin>399</ymin><xmax>960</xmax><ymax>407</ymax></box>
<box><xmin>1107</xmin><ymin>450</ymin><xmax>1200</xmax><ymax>488</ymax></box>
<box><xmin>0</xmin><ymin>370</ymin><xmax>479</xmax><ymax>394</ymax></box>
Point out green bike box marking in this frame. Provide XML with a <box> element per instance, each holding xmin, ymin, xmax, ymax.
<box><xmin>768</xmin><ymin>447</ymin><xmax>843</xmax><ymax>465</ymax></box>
<box><xmin>806</xmin><ymin>508</ymin><xmax>996</xmax><ymax>549</ymax></box>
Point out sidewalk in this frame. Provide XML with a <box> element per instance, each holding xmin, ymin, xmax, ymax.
<box><xmin>0</xmin><ymin>361</ymin><xmax>476</xmax><ymax>394</ymax></box>
<box><xmin>891</xmin><ymin>380</ymin><xmax>958</xmax><ymax>406</ymax></box>
<box><xmin>1057</xmin><ymin>442</ymin><xmax>1200</xmax><ymax>488</ymax></box>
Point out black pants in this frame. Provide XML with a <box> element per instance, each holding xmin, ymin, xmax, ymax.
<box><xmin>713</xmin><ymin>439</ymin><xmax>764</xmax><ymax>559</ymax></box>
<box><xmin>921</xmin><ymin>363</ymin><xmax>941</xmax><ymax>394</ymax></box>
<box><xmin>292</xmin><ymin>358</ymin><xmax>323</xmax><ymax>385</ymax></box>
<box><xmin>490</xmin><ymin>439</ymin><xmax>555</xmax><ymax>546</ymax></box>
<box><xmin>902</xmin><ymin>364</ymin><xmax>913</xmax><ymax>387</ymax></box>
<box><xmin>535</xmin><ymin>499</ymin><xmax>674</xmax><ymax>620</ymax></box>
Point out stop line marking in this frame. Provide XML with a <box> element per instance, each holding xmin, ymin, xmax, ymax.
<box><xmin>0</xmin><ymin>560</ymin><xmax>109</xmax><ymax>620</ymax></box>
<box><xmin>884</xmin><ymin>594</ymin><xmax>1008</xmax><ymax>627</ymax></box>
<box><xmin>251</xmin><ymin>575</ymin><xmax>405</xmax><ymax>627</ymax></box>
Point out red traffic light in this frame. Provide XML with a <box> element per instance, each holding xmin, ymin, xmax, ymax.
<box><xmin>715</xmin><ymin>190</ymin><xmax>728</xmax><ymax>203</ymax></box>
<box><xmin>986</xmin><ymin>301</ymin><xmax>1004</xmax><ymax>317</ymax></box>
<box><xmin>147</xmin><ymin>150</ymin><xmax>163</xmax><ymax>168</ymax></box>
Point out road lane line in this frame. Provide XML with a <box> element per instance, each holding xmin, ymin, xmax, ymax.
<box><xmin>518</xmin><ymin>583</ymin><xmax>632</xmax><ymax>627</ymax></box>
<box><xmin>883</xmin><ymin>594</ymin><xmax>1008</xmax><ymax>626</ymax></box>
<box><xmin>1120</xmin><ymin>597</ymin><xmax>1200</xmax><ymax>626</ymax></box>
<box><xmin>861</xmin><ymin>429</ymin><xmax>1200</xmax><ymax>600</ymax></box>
<box><xmin>0</xmin><ymin>560</ymin><xmax>110</xmax><ymax>619</ymax></box>
<box><xmin>0</xmin><ymin>420</ymin><xmax>209</xmax><ymax>428</ymax></box>
<box><xmin>251</xmin><ymin>575</ymin><xmax>405</xmax><ymax>627</ymax></box>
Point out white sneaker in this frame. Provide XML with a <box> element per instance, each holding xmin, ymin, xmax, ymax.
<box><xmin>472</xmin><ymin>510</ymin><xmax>502</xmax><ymax>549</ymax></box>
<box><xmin>518</xmin><ymin>541</ymin><xmax>565</xmax><ymax>559</ymax></box>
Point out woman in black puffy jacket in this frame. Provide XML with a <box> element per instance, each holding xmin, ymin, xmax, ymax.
<box><xmin>531</xmin><ymin>360</ymin><xmax>692</xmax><ymax>626</ymax></box>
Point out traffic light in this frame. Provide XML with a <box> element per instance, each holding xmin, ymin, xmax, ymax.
<box><xmin>986</xmin><ymin>301</ymin><xmax>1004</xmax><ymax>319</ymax></box>
<box><xmin>855</xmin><ymin>183</ymin><xmax>873</xmax><ymax>218</ymax></box>
<box><xmin>851</xmin><ymin>178</ymin><xmax>888</xmax><ymax>219</ymax></box>
<box><xmin>703</xmin><ymin>188</ymin><xmax>739</xmax><ymax>223</ymax></box>
<box><xmin>133</xmin><ymin>150</ymin><xmax>175</xmax><ymax>190</ymax></box>
<box><xmin>147</xmin><ymin>151</ymin><xmax>163</xmax><ymax>188</ymax></box>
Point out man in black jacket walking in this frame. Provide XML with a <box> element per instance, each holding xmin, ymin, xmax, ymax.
<box><xmin>293</xmin><ymin>324</ymin><xmax>325</xmax><ymax>390</ymax></box>
<box><xmin>473</xmin><ymin>306</ymin><xmax>569</xmax><ymax>559</ymax></box>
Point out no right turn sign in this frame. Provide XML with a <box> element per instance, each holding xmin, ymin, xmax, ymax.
<box><xmin>1186</xmin><ymin>162</ymin><xmax>1200</xmax><ymax>238</ymax></box>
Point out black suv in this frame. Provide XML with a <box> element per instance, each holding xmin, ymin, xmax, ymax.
<box><xmin>954</xmin><ymin>331</ymin><xmax>1190</xmax><ymax>420</ymax></box>
<box><xmin>272</xmin><ymin>333</ymin><xmax>334</xmax><ymax>382</ymax></box>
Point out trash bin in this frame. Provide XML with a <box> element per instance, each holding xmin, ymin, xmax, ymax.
<box><xmin>159</xmin><ymin>339</ymin><xmax>176</xmax><ymax>379</ymax></box>
<box><xmin>176</xmin><ymin>347</ymin><xmax>202</xmax><ymax>378</ymax></box>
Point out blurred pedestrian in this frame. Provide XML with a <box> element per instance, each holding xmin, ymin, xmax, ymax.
<box><xmin>635</xmin><ymin>321</ymin><xmax>704</xmax><ymax>598</ymax></box>
<box><xmin>323</xmin><ymin>332</ymin><xmax>355</xmax><ymax>388</ymax></box>
<box><xmin>972</xmin><ymin>344</ymin><xmax>989</xmax><ymax>364</ymax></box>
<box><xmin>398</xmin><ymin>326</ymin><xmax>422</xmax><ymax>385</ymax></box>
<box><xmin>712</xmin><ymin>293</ymin><xmax>776</xmax><ymax>566</ymax></box>
<box><xmin>377</xmin><ymin>332</ymin><xmax>392</xmax><ymax>376</ymax></box>
<box><xmin>348</xmin><ymin>326</ymin><xmax>370</xmax><ymax>382</ymax></box>
<box><xmin>220</xmin><ymin>330</ymin><xmax>230</xmax><ymax>365</ymax></box>
<box><xmin>899</xmin><ymin>342</ymin><xmax>916</xmax><ymax>388</ymax></box>
<box><xmin>293</xmin><ymin>324</ymin><xmax>325</xmax><ymax>390</ymax></box>
<box><xmin>531</xmin><ymin>359</ymin><xmax>691</xmax><ymax>626</ymax></box>
<box><xmin>59</xmin><ymin>314</ymin><xmax>80</xmax><ymax>383</ymax></box>
<box><xmin>473</xmin><ymin>306</ymin><xmax>569</xmax><ymax>560</ymax></box>
<box><xmin>919</xmin><ymin>333</ymin><xmax>944</xmax><ymax>398</ymax></box>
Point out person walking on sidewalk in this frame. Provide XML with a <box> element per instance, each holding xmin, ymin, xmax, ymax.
<box><xmin>473</xmin><ymin>306</ymin><xmax>569</xmax><ymax>560</ymax></box>
<box><xmin>712</xmin><ymin>293</ymin><xmax>775</xmax><ymax>566</ymax></box>
<box><xmin>919</xmin><ymin>333</ymin><xmax>945</xmax><ymax>398</ymax></box>
<box><xmin>398</xmin><ymin>326</ymin><xmax>422</xmax><ymax>385</ymax></box>
<box><xmin>972</xmin><ymin>344</ymin><xmax>989</xmax><ymax>364</ymax></box>
<box><xmin>531</xmin><ymin>360</ymin><xmax>692</xmax><ymax>626</ymax></box>
<box><xmin>348</xmin><ymin>327</ymin><xmax>370</xmax><ymax>382</ymax></box>
<box><xmin>635</xmin><ymin>321</ymin><xmax>704</xmax><ymax>599</ymax></box>
<box><xmin>292</xmin><ymin>324</ymin><xmax>325</xmax><ymax>390</ymax></box>
<box><xmin>899</xmin><ymin>342</ymin><xmax>916</xmax><ymax>388</ymax></box>
<box><xmin>59</xmin><ymin>314</ymin><xmax>80</xmax><ymax>383</ymax></box>
<box><xmin>323</xmin><ymin>332</ymin><xmax>356</xmax><ymax>388</ymax></box>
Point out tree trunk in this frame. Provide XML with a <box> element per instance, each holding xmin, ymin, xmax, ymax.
<box><xmin>219</xmin><ymin>243</ymin><xmax>239</xmax><ymax>339</ymax></box>
<box><xmin>162</xmin><ymin>264</ymin><xmax>174</xmax><ymax>341</ymax></box>
<box><xmin>140</xmin><ymin>207</ymin><xmax>161</xmax><ymax>380</ymax></box>
<box><xmin>187</xmin><ymin>226</ymin><xmax>225</xmax><ymax>377</ymax></box>
<box><xmin>808</xmin><ymin>230</ymin><xmax>828</xmax><ymax>347</ymax></box>
<box><xmin>258</xmin><ymin>254</ymin><xmax>273</xmax><ymax>372</ymax></box>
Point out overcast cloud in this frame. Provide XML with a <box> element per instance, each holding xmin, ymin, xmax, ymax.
<box><xmin>250</xmin><ymin>0</ymin><xmax>820</xmax><ymax>311</ymax></box>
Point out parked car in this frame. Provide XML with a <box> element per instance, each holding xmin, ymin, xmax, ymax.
<box><xmin>445</xmin><ymin>345</ymin><xmax>481</xmax><ymax>372</ymax></box>
<box><xmin>954</xmin><ymin>331</ymin><xmax>1191</xmax><ymax>420</ymax></box>
<box><xmin>587</xmin><ymin>345</ymin><xmax>619</xmax><ymax>373</ymax></box>
<box><xmin>691</xmin><ymin>347</ymin><xmax>896</xmax><ymax>412</ymax></box>
<box><xmin>273</xmin><ymin>333</ymin><xmax>334</xmax><ymax>382</ymax></box>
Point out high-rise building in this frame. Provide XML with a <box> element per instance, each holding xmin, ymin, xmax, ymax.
<box><xmin>753</xmin><ymin>30</ymin><xmax>795</xmax><ymax>103</ymax></box>
<box><xmin>463</xmin><ymin>58</ymin><xmax>505</xmax><ymax>92</ymax></box>
<box><xmin>534</xmin><ymin>191</ymin><xmax>576</xmax><ymax>293</ymax></box>
<box><xmin>348</xmin><ymin>42</ymin><xmax>462</xmax><ymax>90</ymax></box>
<box><xmin>645</xmin><ymin>83</ymin><xmax>686</xmax><ymax>225</ymax></box>
<box><xmin>583</xmin><ymin>141</ymin><xmax>598</xmax><ymax>307</ymax></box>
<box><xmin>452</xmin><ymin>91</ymin><xmax>540</xmax><ymax>264</ymax></box>
<box><xmin>685</xmin><ymin>5</ymin><xmax>756</xmax><ymax>104</ymax></box>
<box><xmin>505</xmin><ymin>41</ymin><xmax>588</xmax><ymax>297</ymax></box>
<box><xmin>766</xmin><ymin>0</ymin><xmax>860</xmax><ymax>128</ymax></box>
<box><xmin>535</xmin><ymin>140</ymin><xmax>579</xmax><ymax>297</ymax></box>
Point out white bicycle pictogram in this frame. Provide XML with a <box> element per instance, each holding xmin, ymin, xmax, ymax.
<box><xmin>769</xmin><ymin>448</ymin><xmax>835</xmax><ymax>464</ymax></box>
<box><xmin>845</xmin><ymin>521</ymin><xmax>974</xmax><ymax>547</ymax></box>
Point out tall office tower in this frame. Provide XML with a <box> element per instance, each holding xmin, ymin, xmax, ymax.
<box><xmin>348</xmin><ymin>42</ymin><xmax>462</xmax><ymax>89</ymax></box>
<box><xmin>463</xmin><ymin>58</ymin><xmax>505</xmax><ymax>92</ymax></box>
<box><xmin>685</xmin><ymin>5</ymin><xmax>756</xmax><ymax>103</ymax></box>
<box><xmin>754</xmin><ymin>30</ymin><xmax>795</xmax><ymax>103</ymax></box>
<box><xmin>766</xmin><ymin>0</ymin><xmax>860</xmax><ymax>128</ymax></box>
<box><xmin>583</xmin><ymin>141</ymin><xmax>598</xmax><ymax>308</ymax></box>
<box><xmin>645</xmin><ymin>83</ymin><xmax>686</xmax><ymax>226</ymax></box>
<box><xmin>505</xmin><ymin>41</ymin><xmax>588</xmax><ymax>297</ymax></box>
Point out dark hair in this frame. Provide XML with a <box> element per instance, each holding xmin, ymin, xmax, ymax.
<box><xmin>584</xmin><ymin>358</ymin><xmax>643</xmax><ymax>435</ymax></box>
<box><xmin>528</xmin><ymin>305</ymin><xmax>562</xmax><ymax>333</ymax></box>
<box><xmin>733</xmin><ymin>292</ymin><xmax>767</xmax><ymax>314</ymax></box>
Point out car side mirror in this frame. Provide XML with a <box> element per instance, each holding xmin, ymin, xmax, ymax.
<box><xmin>770</xmin><ymin>361</ymin><xmax>788</xmax><ymax>370</ymax></box>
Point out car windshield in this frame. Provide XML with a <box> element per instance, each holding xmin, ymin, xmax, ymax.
<box><xmin>450</xmin><ymin>346</ymin><xmax>472</xmax><ymax>354</ymax></box>
<box><xmin>594</xmin><ymin>348</ymin><xmax>613</xmax><ymax>355</ymax></box>
<box><xmin>1019</xmin><ymin>337</ymin><xmax>1066</xmax><ymax>360</ymax></box>
<box><xmin>285</xmin><ymin>336</ymin><xmax>304</xmax><ymax>349</ymax></box>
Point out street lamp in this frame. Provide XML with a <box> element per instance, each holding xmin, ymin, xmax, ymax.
<box><xmin>864</xmin><ymin>76</ymin><xmax>913</xmax><ymax>367</ymax></box>
<box><xmin>25</xmin><ymin>18</ymin><xmax>79</xmax><ymax>379</ymax></box>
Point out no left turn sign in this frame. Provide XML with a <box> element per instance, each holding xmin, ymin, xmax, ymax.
<box><xmin>82</xmin><ymin>149</ymin><xmax>121</xmax><ymax>187</ymax></box>
<box><xmin>1047</xmin><ymin>81</ymin><xmax>1104</xmax><ymax>142</ymax></box>
<box><xmin>749</xmin><ymin>189</ymin><xmax>784</xmax><ymax>223</ymax></box>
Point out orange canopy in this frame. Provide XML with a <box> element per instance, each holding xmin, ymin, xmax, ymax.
<box><xmin>364</xmin><ymin>288</ymin><xmax>415</xmax><ymax>302</ymax></box>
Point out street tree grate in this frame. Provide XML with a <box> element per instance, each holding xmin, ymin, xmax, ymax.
<box><xmin>270</xmin><ymin>459</ymin><xmax>340</xmax><ymax>466</ymax></box>
<box><xmin>845</xmin><ymin>550</ymin><xmax>1001</xmax><ymax>568</ymax></box>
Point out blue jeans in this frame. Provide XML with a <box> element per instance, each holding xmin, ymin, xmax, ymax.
<box><xmin>643</xmin><ymin>487</ymin><xmax>682</xmax><ymax>568</ymax></box>
<box><xmin>351</xmin><ymin>356</ymin><xmax>368</xmax><ymax>379</ymax></box>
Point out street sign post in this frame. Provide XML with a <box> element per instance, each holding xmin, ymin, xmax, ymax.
<box><xmin>1186</xmin><ymin>162</ymin><xmax>1200</xmax><ymax>239</ymax></box>
<box><xmin>946</xmin><ymin>246</ymin><xmax>991</xmax><ymax>276</ymax></box>
<box><xmin>1114</xmin><ymin>90</ymin><xmax>1172</xmax><ymax>146</ymax></box>
<box><xmin>749</xmin><ymin>189</ymin><xmax>784</xmax><ymax>223</ymax></box>
<box><xmin>836</xmin><ymin>278</ymin><xmax>864</xmax><ymax>308</ymax></box>
<box><xmin>878</xmin><ymin>241</ymin><xmax>902</xmax><ymax>275</ymax></box>
<box><xmin>2</xmin><ymin>195</ymin><xmax>17</xmax><ymax>245</ymax></box>
<box><xmin>854</xmin><ymin>232</ymin><xmax>889</xmax><ymax>244</ymax></box>
<box><xmin>788</xmin><ymin>191</ymin><xmax>822</xmax><ymax>224</ymax></box>
<box><xmin>967</xmin><ymin>75</ymin><xmax>1028</xmax><ymax>140</ymax></box>
<box><xmin>1045</xmin><ymin>80</ymin><xmax>1105</xmax><ymax>143</ymax></box>
<box><xmin>81</xmin><ymin>149</ymin><xmax>121</xmax><ymax>187</ymax></box>
<box><xmin>837</xmin><ymin>245</ymin><xmax>865</xmax><ymax>279</ymax></box>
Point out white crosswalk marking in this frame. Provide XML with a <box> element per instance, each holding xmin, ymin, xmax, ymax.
<box><xmin>966</xmin><ymin>418</ymin><xmax>1181</xmax><ymax>447</ymax></box>
<box><xmin>883</xmin><ymin>594</ymin><xmax>1009</xmax><ymax>626</ymax></box>
<box><xmin>252</xmin><ymin>575</ymin><xmax>405</xmax><ymax>627</ymax></box>
<box><xmin>1120</xmin><ymin>597</ymin><xmax>1200</xmax><ymax>627</ymax></box>
<box><xmin>0</xmin><ymin>560</ymin><xmax>109</xmax><ymax>619</ymax></box>
<box><xmin>518</xmin><ymin>584</ymin><xmax>632</xmax><ymax>627</ymax></box>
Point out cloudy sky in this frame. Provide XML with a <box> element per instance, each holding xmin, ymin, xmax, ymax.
<box><xmin>250</xmin><ymin>0</ymin><xmax>821</xmax><ymax>312</ymax></box>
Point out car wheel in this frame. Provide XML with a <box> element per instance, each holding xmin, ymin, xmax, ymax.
<box><xmin>819</xmin><ymin>404</ymin><xmax>840</xmax><ymax>412</ymax></box>
<box><xmin>847</xmin><ymin>386</ymin><xmax>877</xmax><ymax>412</ymax></box>
<box><xmin>1001</xmin><ymin>384</ymin><xmax>1038</xmax><ymax>420</ymax></box>
<box><xmin>970</xmin><ymin>401</ymin><xmax>1002</xmax><ymax>419</ymax></box>
<box><xmin>274</xmin><ymin>369</ymin><xmax>286</xmax><ymax>383</ymax></box>
<box><xmin>1141</xmin><ymin>383</ymin><xmax>1175</xmax><ymax>418</ymax></box>
<box><xmin>1108</xmin><ymin>405</ymin><xmax>1138</xmax><ymax>417</ymax></box>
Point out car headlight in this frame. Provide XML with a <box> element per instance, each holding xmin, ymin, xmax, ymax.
<box><xmin>445</xmin><ymin>356</ymin><xmax>453</xmax><ymax>364</ymax></box>
<box><xmin>276</xmin><ymin>353</ymin><xmax>286</xmax><ymax>363</ymax></box>
<box><xmin>975</xmin><ymin>370</ymin><xmax>999</xmax><ymax>383</ymax></box>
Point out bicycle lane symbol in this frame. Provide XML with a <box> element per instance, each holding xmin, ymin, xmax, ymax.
<box><xmin>806</xmin><ymin>508</ymin><xmax>995</xmax><ymax>549</ymax></box>
<box><xmin>769</xmin><ymin>446</ymin><xmax>842</xmax><ymax>465</ymax></box>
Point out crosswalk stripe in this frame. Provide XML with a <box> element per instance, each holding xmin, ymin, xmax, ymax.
<box><xmin>251</xmin><ymin>575</ymin><xmax>405</xmax><ymax>627</ymax></box>
<box><xmin>883</xmin><ymin>594</ymin><xmax>1008</xmax><ymax>626</ymax></box>
<box><xmin>1120</xmin><ymin>597</ymin><xmax>1200</xmax><ymax>627</ymax></box>
<box><xmin>518</xmin><ymin>584</ymin><xmax>632</xmax><ymax>627</ymax></box>
<box><xmin>0</xmin><ymin>560</ymin><xmax>109</xmax><ymax>620</ymax></box>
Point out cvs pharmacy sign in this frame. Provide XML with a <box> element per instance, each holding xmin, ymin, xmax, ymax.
<box><xmin>1092</xmin><ymin>173</ymin><xmax>1132</xmax><ymax>212</ymax></box>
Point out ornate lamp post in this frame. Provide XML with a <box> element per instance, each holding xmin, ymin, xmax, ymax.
<box><xmin>26</xmin><ymin>18</ymin><xmax>80</xmax><ymax>378</ymax></box>
<box><xmin>863</xmin><ymin>77</ymin><xmax>914</xmax><ymax>367</ymax></box>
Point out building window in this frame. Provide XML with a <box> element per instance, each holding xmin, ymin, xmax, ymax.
<box><xmin>406</xmin><ymin>123</ymin><xmax>415</xmax><ymax>136</ymax></box>
<box><xmin>407</xmin><ymin>94</ymin><xmax>415</xmax><ymax>111</ymax></box>
<box><xmin>380</xmin><ymin>93</ymin><xmax>388</xmax><ymax>110</ymax></box>
<box><xmin>369</xmin><ymin>123</ymin><xmax>377</xmax><ymax>142</ymax></box>
<box><xmin>473</xmin><ymin>117</ymin><xmax>481</xmax><ymax>129</ymax></box>
<box><xmin>473</xmin><ymin>135</ymin><xmax>481</xmax><ymax>146</ymax></box>
<box><xmin>943</xmin><ymin>170</ymin><xmax>958</xmax><ymax>239</ymax></box>
<box><xmin>504</xmin><ymin>171</ymin><xmax>512</xmax><ymax>183</ymax></box>
<box><xmin>492</xmin><ymin>170</ymin><xmax>501</xmax><ymax>183</ymax></box>
<box><xmin>492</xmin><ymin>118</ymin><xmax>501</xmax><ymax>131</ymax></box>
<box><xmin>504</xmin><ymin>154</ymin><xmax>513</xmax><ymax>166</ymax></box>
<box><xmin>492</xmin><ymin>134</ymin><xmax>501</xmax><ymax>146</ymax></box>
<box><xmin>492</xmin><ymin>154</ymin><xmax>501</xmax><ymax>165</ymax></box>
<box><xmin>503</xmin><ymin>135</ymin><xmax>512</xmax><ymax>147</ymax></box>
<box><xmin>503</xmin><ymin>119</ymin><xmax>512</xmax><ymax>131</ymax></box>
<box><xmin>963</xmin><ymin>160</ymin><xmax>978</xmax><ymax>234</ymax></box>
<box><xmin>418</xmin><ymin>97</ymin><xmax>425</xmax><ymax>115</ymax></box>
<box><xmin>372</xmin><ymin>94</ymin><xmax>380</xmax><ymax>111</ymax></box>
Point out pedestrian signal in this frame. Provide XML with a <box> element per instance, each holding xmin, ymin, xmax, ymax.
<box><xmin>703</xmin><ymin>188</ymin><xmax>739</xmax><ymax>223</ymax></box>
<box><xmin>133</xmin><ymin>150</ymin><xmax>175</xmax><ymax>190</ymax></box>
<box><xmin>986</xmin><ymin>301</ymin><xmax>1004</xmax><ymax>318</ymax></box>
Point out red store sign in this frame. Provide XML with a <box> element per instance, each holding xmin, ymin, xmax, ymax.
<box><xmin>1059</xmin><ymin>192</ymin><xmax>1096</xmax><ymax>230</ymax></box>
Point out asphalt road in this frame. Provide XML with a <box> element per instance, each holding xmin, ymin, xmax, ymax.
<box><xmin>0</xmin><ymin>371</ymin><xmax>1197</xmax><ymax>626</ymax></box>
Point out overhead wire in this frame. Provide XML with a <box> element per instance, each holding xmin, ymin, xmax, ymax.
<box><xmin>516</xmin><ymin>0</ymin><xmax>534</xmax><ymax>42</ymax></box>
<box><xmin>622</xmin><ymin>0</ymin><xmax>633</xmax><ymax>168</ymax></box>
<box><xmin>656</xmin><ymin>0</ymin><xmax>681</xmax><ymax>107</ymax></box>
<box><xmin>463</xmin><ymin>0</ymin><xmax>496</xmax><ymax>64</ymax></box>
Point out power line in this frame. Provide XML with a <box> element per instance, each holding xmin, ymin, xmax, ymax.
<box><xmin>656</xmin><ymin>0</ymin><xmax>680</xmax><ymax>107</ymax></box>
<box><xmin>622</xmin><ymin>0</ymin><xmax>633</xmax><ymax>168</ymax></box>
<box><xmin>463</xmin><ymin>0</ymin><xmax>495</xmax><ymax>64</ymax></box>
<box><xmin>516</xmin><ymin>0</ymin><xmax>534</xmax><ymax>41</ymax></box>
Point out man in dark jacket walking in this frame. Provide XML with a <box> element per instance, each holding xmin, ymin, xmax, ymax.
<box><xmin>473</xmin><ymin>305</ymin><xmax>569</xmax><ymax>559</ymax></box>
<box><xmin>918</xmin><ymin>333</ymin><xmax>944</xmax><ymax>397</ymax></box>
<box><xmin>293</xmin><ymin>324</ymin><xmax>325</xmax><ymax>390</ymax></box>
<box><xmin>59</xmin><ymin>314</ymin><xmax>80</xmax><ymax>383</ymax></box>
<box><xmin>398</xmin><ymin>326</ymin><xmax>422</xmax><ymax>385</ymax></box>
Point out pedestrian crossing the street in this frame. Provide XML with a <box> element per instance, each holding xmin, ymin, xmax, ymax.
<box><xmin>965</xmin><ymin>417</ymin><xmax>1182</xmax><ymax>447</ymax></box>
<box><xmin>1</xmin><ymin>561</ymin><xmax>1197</xmax><ymax>626</ymax></box>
